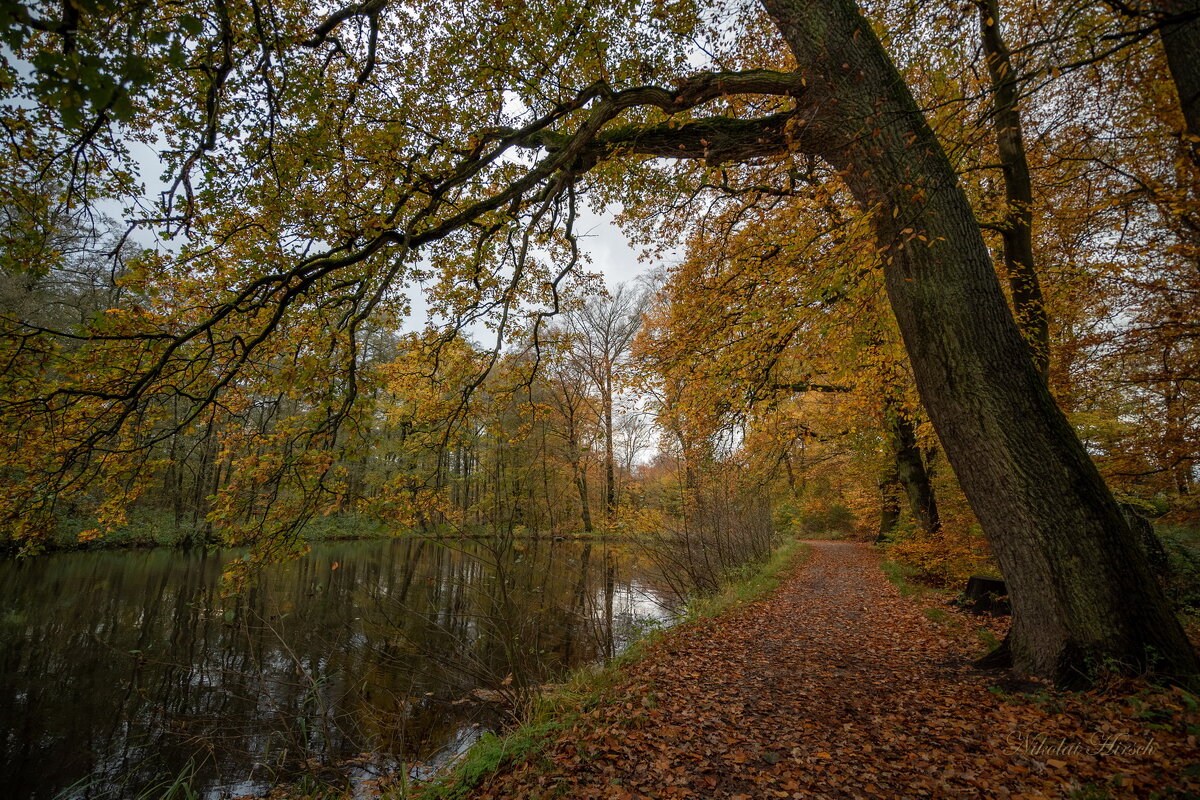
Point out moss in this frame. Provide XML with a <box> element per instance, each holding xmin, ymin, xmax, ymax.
<box><xmin>922</xmin><ymin>607</ymin><xmax>951</xmax><ymax>624</ymax></box>
<box><xmin>976</xmin><ymin>626</ymin><xmax>1001</xmax><ymax>654</ymax></box>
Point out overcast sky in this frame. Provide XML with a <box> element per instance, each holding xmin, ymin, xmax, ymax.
<box><xmin>573</xmin><ymin>207</ymin><xmax>655</xmax><ymax>290</ymax></box>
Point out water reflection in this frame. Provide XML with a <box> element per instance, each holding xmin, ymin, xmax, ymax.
<box><xmin>0</xmin><ymin>537</ymin><xmax>676</xmax><ymax>799</ymax></box>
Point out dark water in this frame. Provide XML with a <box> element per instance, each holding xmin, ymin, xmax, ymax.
<box><xmin>0</xmin><ymin>536</ymin><xmax>675</xmax><ymax>799</ymax></box>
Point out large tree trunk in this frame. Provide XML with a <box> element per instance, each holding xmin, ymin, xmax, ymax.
<box><xmin>1152</xmin><ymin>0</ymin><xmax>1200</xmax><ymax>149</ymax></box>
<box><xmin>762</xmin><ymin>0</ymin><xmax>1197</xmax><ymax>684</ymax></box>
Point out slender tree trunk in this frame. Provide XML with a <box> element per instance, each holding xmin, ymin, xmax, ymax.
<box><xmin>173</xmin><ymin>457</ymin><xmax>185</xmax><ymax>533</ymax></box>
<box><xmin>883</xmin><ymin>400</ymin><xmax>941</xmax><ymax>535</ymax></box>
<box><xmin>570</xmin><ymin>430</ymin><xmax>594</xmax><ymax>533</ymax></box>
<box><xmin>877</xmin><ymin>465</ymin><xmax>902</xmax><ymax>542</ymax></box>
<box><xmin>166</xmin><ymin>417</ymin><xmax>185</xmax><ymax>537</ymax></box>
<box><xmin>782</xmin><ymin>450</ymin><xmax>806</xmax><ymax>504</ymax></box>
<box><xmin>604</xmin><ymin>371</ymin><xmax>616</xmax><ymax>517</ymax></box>
<box><xmin>762</xmin><ymin>0</ymin><xmax>1197</xmax><ymax>684</ymax></box>
<box><xmin>1163</xmin><ymin>381</ymin><xmax>1193</xmax><ymax>495</ymax></box>
<box><xmin>978</xmin><ymin>0</ymin><xmax>1050</xmax><ymax>380</ymax></box>
<box><xmin>206</xmin><ymin>455</ymin><xmax>228</xmax><ymax>545</ymax></box>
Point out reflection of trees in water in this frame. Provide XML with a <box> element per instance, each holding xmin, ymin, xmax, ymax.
<box><xmin>358</xmin><ymin>537</ymin><xmax>634</xmax><ymax>725</ymax></box>
<box><xmin>0</xmin><ymin>537</ymin><xmax>674</xmax><ymax>799</ymax></box>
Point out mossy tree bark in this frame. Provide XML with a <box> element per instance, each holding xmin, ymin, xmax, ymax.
<box><xmin>883</xmin><ymin>399</ymin><xmax>941</xmax><ymax>535</ymax></box>
<box><xmin>876</xmin><ymin>466</ymin><xmax>902</xmax><ymax>542</ymax></box>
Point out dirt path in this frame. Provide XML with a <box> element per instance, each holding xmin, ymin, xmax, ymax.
<box><xmin>465</xmin><ymin>541</ymin><xmax>1199</xmax><ymax>799</ymax></box>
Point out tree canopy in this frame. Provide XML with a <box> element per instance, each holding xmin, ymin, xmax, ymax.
<box><xmin>1</xmin><ymin>0</ymin><xmax>1198</xmax><ymax>684</ymax></box>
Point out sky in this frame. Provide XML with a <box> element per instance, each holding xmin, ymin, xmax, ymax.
<box><xmin>573</xmin><ymin>207</ymin><xmax>655</xmax><ymax>290</ymax></box>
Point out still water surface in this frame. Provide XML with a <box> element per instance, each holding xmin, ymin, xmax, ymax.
<box><xmin>0</xmin><ymin>536</ymin><xmax>675</xmax><ymax>799</ymax></box>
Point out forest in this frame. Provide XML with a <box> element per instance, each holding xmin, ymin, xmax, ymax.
<box><xmin>1</xmin><ymin>0</ymin><xmax>1199</xmax><ymax>796</ymax></box>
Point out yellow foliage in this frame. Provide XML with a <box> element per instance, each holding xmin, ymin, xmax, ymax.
<box><xmin>885</xmin><ymin>523</ymin><xmax>994</xmax><ymax>587</ymax></box>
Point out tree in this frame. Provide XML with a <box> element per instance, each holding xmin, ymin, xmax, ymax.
<box><xmin>567</xmin><ymin>284</ymin><xmax>646</xmax><ymax>519</ymax></box>
<box><xmin>759</xmin><ymin>0</ymin><xmax>1193</xmax><ymax>682</ymax></box>
<box><xmin>976</xmin><ymin>0</ymin><xmax>1050</xmax><ymax>381</ymax></box>
<box><xmin>0</xmin><ymin>0</ymin><xmax>1195</xmax><ymax>682</ymax></box>
<box><xmin>1146</xmin><ymin>0</ymin><xmax>1200</xmax><ymax>150</ymax></box>
<box><xmin>543</xmin><ymin>329</ymin><xmax>600</xmax><ymax>533</ymax></box>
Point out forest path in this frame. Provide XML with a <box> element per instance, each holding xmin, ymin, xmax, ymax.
<box><xmin>461</xmin><ymin>541</ymin><xmax>1197</xmax><ymax>799</ymax></box>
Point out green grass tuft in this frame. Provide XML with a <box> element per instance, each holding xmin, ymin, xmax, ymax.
<box><xmin>880</xmin><ymin>558</ymin><xmax>935</xmax><ymax>600</ymax></box>
<box><xmin>683</xmin><ymin>538</ymin><xmax>809</xmax><ymax>621</ymax></box>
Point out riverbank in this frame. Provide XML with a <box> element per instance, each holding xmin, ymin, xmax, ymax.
<box><xmin>397</xmin><ymin>541</ymin><xmax>1198</xmax><ymax>800</ymax></box>
<box><xmin>1</xmin><ymin>512</ymin><xmax>624</xmax><ymax>556</ymax></box>
<box><xmin>387</xmin><ymin>538</ymin><xmax>810</xmax><ymax>800</ymax></box>
<box><xmin>0</xmin><ymin>510</ymin><xmax>400</xmax><ymax>555</ymax></box>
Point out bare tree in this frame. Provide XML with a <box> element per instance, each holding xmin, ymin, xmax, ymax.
<box><xmin>543</xmin><ymin>331</ymin><xmax>600</xmax><ymax>533</ymax></box>
<box><xmin>567</xmin><ymin>283</ymin><xmax>648</xmax><ymax>520</ymax></box>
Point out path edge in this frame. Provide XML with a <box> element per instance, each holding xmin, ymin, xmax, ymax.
<box><xmin>404</xmin><ymin>538</ymin><xmax>813</xmax><ymax>800</ymax></box>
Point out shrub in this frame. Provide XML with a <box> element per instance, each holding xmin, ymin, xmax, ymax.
<box><xmin>884</xmin><ymin>523</ymin><xmax>994</xmax><ymax>587</ymax></box>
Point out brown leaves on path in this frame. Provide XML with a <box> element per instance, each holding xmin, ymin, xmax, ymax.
<box><xmin>466</xmin><ymin>542</ymin><xmax>1200</xmax><ymax>799</ymax></box>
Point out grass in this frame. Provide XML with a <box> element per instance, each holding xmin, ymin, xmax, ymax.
<box><xmin>684</xmin><ymin>538</ymin><xmax>809</xmax><ymax>621</ymax></box>
<box><xmin>388</xmin><ymin>647</ymin><xmax>637</xmax><ymax>800</ymax></box>
<box><xmin>290</xmin><ymin>513</ymin><xmax>396</xmax><ymax>542</ymax></box>
<box><xmin>921</xmin><ymin>607</ymin><xmax>952</xmax><ymax>625</ymax></box>
<box><xmin>53</xmin><ymin>759</ymin><xmax>202</xmax><ymax>800</ymax></box>
<box><xmin>396</xmin><ymin>538</ymin><xmax>810</xmax><ymax>800</ymax></box>
<box><xmin>879</xmin><ymin>558</ymin><xmax>939</xmax><ymax>600</ymax></box>
<box><xmin>44</xmin><ymin>508</ymin><xmax>203</xmax><ymax>551</ymax></box>
<box><xmin>1067</xmin><ymin>784</ymin><xmax>1113</xmax><ymax>800</ymax></box>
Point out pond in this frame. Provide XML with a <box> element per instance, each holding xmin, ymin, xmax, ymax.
<box><xmin>0</xmin><ymin>536</ymin><xmax>677</xmax><ymax>799</ymax></box>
